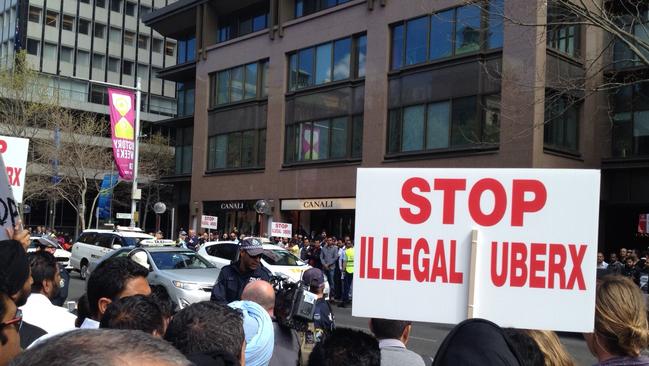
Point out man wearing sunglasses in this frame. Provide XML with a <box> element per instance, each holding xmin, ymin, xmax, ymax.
<box><xmin>211</xmin><ymin>238</ymin><xmax>272</xmax><ymax>304</ymax></box>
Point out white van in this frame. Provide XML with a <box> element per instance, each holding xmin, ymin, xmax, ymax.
<box><xmin>70</xmin><ymin>227</ymin><xmax>154</xmax><ymax>279</ymax></box>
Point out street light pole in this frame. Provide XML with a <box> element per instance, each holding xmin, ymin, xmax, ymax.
<box><xmin>130</xmin><ymin>78</ymin><xmax>142</xmax><ymax>228</ymax></box>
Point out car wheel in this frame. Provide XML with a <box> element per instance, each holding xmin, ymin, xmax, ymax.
<box><xmin>80</xmin><ymin>263</ymin><xmax>88</xmax><ymax>280</ymax></box>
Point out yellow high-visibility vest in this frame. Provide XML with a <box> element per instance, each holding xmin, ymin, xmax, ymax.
<box><xmin>345</xmin><ymin>247</ymin><xmax>354</xmax><ymax>274</ymax></box>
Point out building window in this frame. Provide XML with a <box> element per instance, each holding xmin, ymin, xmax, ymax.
<box><xmin>94</xmin><ymin>23</ymin><xmax>106</xmax><ymax>38</ymax></box>
<box><xmin>175</xmin><ymin>127</ymin><xmax>193</xmax><ymax>175</ymax></box>
<box><xmin>60</xmin><ymin>46</ymin><xmax>73</xmax><ymax>63</ymax></box>
<box><xmin>125</xmin><ymin>2</ymin><xmax>136</xmax><ymax>16</ymax></box>
<box><xmin>211</xmin><ymin>60</ymin><xmax>268</xmax><ymax>107</ymax></box>
<box><xmin>610</xmin><ymin>84</ymin><xmax>649</xmax><ymax>157</ymax></box>
<box><xmin>137</xmin><ymin>63</ymin><xmax>149</xmax><ymax>80</ymax></box>
<box><xmin>90</xmin><ymin>84</ymin><xmax>108</xmax><ymax>105</ymax></box>
<box><xmin>285</xmin><ymin>116</ymin><xmax>362</xmax><ymax>163</ymax></box>
<box><xmin>138</xmin><ymin>34</ymin><xmax>149</xmax><ymax>50</ymax></box>
<box><xmin>207</xmin><ymin>129</ymin><xmax>266</xmax><ymax>170</ymax></box>
<box><xmin>77</xmin><ymin>50</ymin><xmax>90</xmax><ymax>66</ymax></box>
<box><xmin>78</xmin><ymin>19</ymin><xmax>90</xmax><ymax>35</ymax></box>
<box><xmin>62</xmin><ymin>15</ymin><xmax>75</xmax><ymax>31</ymax></box>
<box><xmin>391</xmin><ymin>0</ymin><xmax>504</xmax><ymax>70</ymax></box>
<box><xmin>152</xmin><ymin>38</ymin><xmax>163</xmax><ymax>53</ymax></box>
<box><xmin>140</xmin><ymin>5</ymin><xmax>151</xmax><ymax>15</ymax></box>
<box><xmin>165</xmin><ymin>41</ymin><xmax>175</xmax><ymax>57</ymax></box>
<box><xmin>177</xmin><ymin>36</ymin><xmax>196</xmax><ymax>64</ymax></box>
<box><xmin>177</xmin><ymin>81</ymin><xmax>195</xmax><ymax>116</ymax></box>
<box><xmin>124</xmin><ymin>31</ymin><xmax>135</xmax><ymax>47</ymax></box>
<box><xmin>92</xmin><ymin>53</ymin><xmax>105</xmax><ymax>70</ymax></box>
<box><xmin>295</xmin><ymin>0</ymin><xmax>350</xmax><ymax>18</ymax></box>
<box><xmin>387</xmin><ymin>95</ymin><xmax>500</xmax><ymax>154</ymax></box>
<box><xmin>288</xmin><ymin>34</ymin><xmax>366</xmax><ymax>91</ymax></box>
<box><xmin>149</xmin><ymin>96</ymin><xmax>177</xmax><ymax>117</ymax></box>
<box><xmin>28</xmin><ymin>6</ymin><xmax>41</xmax><ymax>23</ymax></box>
<box><xmin>96</xmin><ymin>0</ymin><xmax>106</xmax><ymax>8</ymax></box>
<box><xmin>110</xmin><ymin>27</ymin><xmax>121</xmax><ymax>43</ymax></box>
<box><xmin>123</xmin><ymin>60</ymin><xmax>134</xmax><ymax>75</ymax></box>
<box><xmin>108</xmin><ymin>57</ymin><xmax>120</xmax><ymax>73</ymax></box>
<box><xmin>110</xmin><ymin>0</ymin><xmax>122</xmax><ymax>12</ymax></box>
<box><xmin>547</xmin><ymin>6</ymin><xmax>579</xmax><ymax>57</ymax></box>
<box><xmin>544</xmin><ymin>95</ymin><xmax>579</xmax><ymax>153</ymax></box>
<box><xmin>43</xmin><ymin>42</ymin><xmax>57</xmax><ymax>60</ymax></box>
<box><xmin>26</xmin><ymin>39</ymin><xmax>39</xmax><ymax>56</ymax></box>
<box><xmin>45</xmin><ymin>10</ymin><xmax>58</xmax><ymax>27</ymax></box>
<box><xmin>216</xmin><ymin>6</ymin><xmax>269</xmax><ymax>44</ymax></box>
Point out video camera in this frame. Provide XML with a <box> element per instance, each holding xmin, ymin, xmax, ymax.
<box><xmin>269</xmin><ymin>275</ymin><xmax>318</xmax><ymax>332</ymax></box>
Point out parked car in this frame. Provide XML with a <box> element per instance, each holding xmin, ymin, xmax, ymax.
<box><xmin>27</xmin><ymin>236</ymin><xmax>73</xmax><ymax>271</ymax></box>
<box><xmin>87</xmin><ymin>245</ymin><xmax>219</xmax><ymax>309</ymax></box>
<box><xmin>198</xmin><ymin>241</ymin><xmax>329</xmax><ymax>297</ymax></box>
<box><xmin>70</xmin><ymin>227</ymin><xmax>155</xmax><ymax>280</ymax></box>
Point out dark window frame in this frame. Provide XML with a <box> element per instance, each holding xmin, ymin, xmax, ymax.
<box><xmin>546</xmin><ymin>5</ymin><xmax>581</xmax><ymax>58</ymax></box>
<box><xmin>389</xmin><ymin>0</ymin><xmax>503</xmax><ymax>71</ymax></box>
<box><xmin>206</xmin><ymin>128</ymin><xmax>267</xmax><ymax>172</ymax></box>
<box><xmin>209</xmin><ymin>59</ymin><xmax>269</xmax><ymax>108</ymax></box>
<box><xmin>543</xmin><ymin>92</ymin><xmax>581</xmax><ymax>154</ymax></box>
<box><xmin>386</xmin><ymin>94</ymin><xmax>500</xmax><ymax>157</ymax></box>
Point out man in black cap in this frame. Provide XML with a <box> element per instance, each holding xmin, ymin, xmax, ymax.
<box><xmin>210</xmin><ymin>238</ymin><xmax>272</xmax><ymax>304</ymax></box>
<box><xmin>302</xmin><ymin>268</ymin><xmax>335</xmax><ymax>335</ymax></box>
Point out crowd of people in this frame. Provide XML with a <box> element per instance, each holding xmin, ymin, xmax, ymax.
<box><xmin>596</xmin><ymin>247</ymin><xmax>649</xmax><ymax>293</ymax></box>
<box><xmin>2</xmin><ymin>223</ymin><xmax>649</xmax><ymax>365</ymax></box>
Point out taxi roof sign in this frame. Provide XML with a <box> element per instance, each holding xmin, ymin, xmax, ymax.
<box><xmin>139</xmin><ymin>239</ymin><xmax>176</xmax><ymax>247</ymax></box>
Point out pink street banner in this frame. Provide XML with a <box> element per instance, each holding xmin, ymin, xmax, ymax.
<box><xmin>108</xmin><ymin>88</ymin><xmax>136</xmax><ymax>181</ymax></box>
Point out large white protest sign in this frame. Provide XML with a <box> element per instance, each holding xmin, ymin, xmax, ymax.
<box><xmin>271</xmin><ymin>222</ymin><xmax>292</xmax><ymax>238</ymax></box>
<box><xmin>201</xmin><ymin>215</ymin><xmax>218</xmax><ymax>230</ymax></box>
<box><xmin>352</xmin><ymin>168</ymin><xmax>600</xmax><ymax>332</ymax></box>
<box><xmin>0</xmin><ymin>154</ymin><xmax>21</xmax><ymax>240</ymax></box>
<box><xmin>0</xmin><ymin>136</ymin><xmax>29</xmax><ymax>203</ymax></box>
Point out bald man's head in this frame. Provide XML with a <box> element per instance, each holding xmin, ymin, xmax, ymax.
<box><xmin>241</xmin><ymin>280</ymin><xmax>275</xmax><ymax>316</ymax></box>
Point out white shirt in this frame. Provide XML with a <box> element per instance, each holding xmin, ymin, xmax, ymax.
<box><xmin>20</xmin><ymin>293</ymin><xmax>76</xmax><ymax>334</ymax></box>
<box><xmin>80</xmin><ymin>317</ymin><xmax>100</xmax><ymax>329</ymax></box>
<box><xmin>597</xmin><ymin>261</ymin><xmax>609</xmax><ymax>269</ymax></box>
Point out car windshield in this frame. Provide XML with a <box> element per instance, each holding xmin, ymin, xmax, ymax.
<box><xmin>150</xmin><ymin>251</ymin><xmax>214</xmax><ymax>270</ymax></box>
<box><xmin>262</xmin><ymin>249</ymin><xmax>305</xmax><ymax>266</ymax></box>
<box><xmin>122</xmin><ymin>237</ymin><xmax>152</xmax><ymax>247</ymax></box>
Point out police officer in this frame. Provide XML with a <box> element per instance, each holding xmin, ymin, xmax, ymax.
<box><xmin>299</xmin><ymin>268</ymin><xmax>335</xmax><ymax>365</ymax></box>
<box><xmin>210</xmin><ymin>238</ymin><xmax>272</xmax><ymax>304</ymax></box>
<box><xmin>35</xmin><ymin>239</ymin><xmax>69</xmax><ymax>307</ymax></box>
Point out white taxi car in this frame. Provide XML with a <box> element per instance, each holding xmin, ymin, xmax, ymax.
<box><xmin>70</xmin><ymin>227</ymin><xmax>155</xmax><ymax>279</ymax></box>
<box><xmin>27</xmin><ymin>236</ymin><xmax>73</xmax><ymax>271</ymax></box>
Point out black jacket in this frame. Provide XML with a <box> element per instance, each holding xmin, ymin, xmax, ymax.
<box><xmin>210</xmin><ymin>261</ymin><xmax>272</xmax><ymax>304</ymax></box>
<box><xmin>269</xmin><ymin>321</ymin><xmax>301</xmax><ymax>366</ymax></box>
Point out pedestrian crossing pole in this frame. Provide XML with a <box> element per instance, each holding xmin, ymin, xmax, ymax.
<box><xmin>130</xmin><ymin>77</ymin><xmax>142</xmax><ymax>228</ymax></box>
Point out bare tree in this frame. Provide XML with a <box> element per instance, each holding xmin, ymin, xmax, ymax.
<box><xmin>138</xmin><ymin>132</ymin><xmax>174</xmax><ymax>230</ymax></box>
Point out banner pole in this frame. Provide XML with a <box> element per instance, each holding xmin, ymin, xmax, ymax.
<box><xmin>130</xmin><ymin>77</ymin><xmax>142</xmax><ymax>228</ymax></box>
<box><xmin>467</xmin><ymin>229</ymin><xmax>479</xmax><ymax>319</ymax></box>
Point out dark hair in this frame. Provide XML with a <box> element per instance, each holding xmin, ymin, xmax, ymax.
<box><xmin>0</xmin><ymin>292</ymin><xmax>8</xmax><ymax>345</ymax></box>
<box><xmin>28</xmin><ymin>251</ymin><xmax>58</xmax><ymax>294</ymax></box>
<box><xmin>0</xmin><ymin>240</ymin><xmax>30</xmax><ymax>297</ymax></box>
<box><xmin>370</xmin><ymin>318</ymin><xmax>411</xmax><ymax>340</ymax></box>
<box><xmin>100</xmin><ymin>295</ymin><xmax>165</xmax><ymax>335</ymax></box>
<box><xmin>308</xmin><ymin>328</ymin><xmax>380</xmax><ymax>366</ymax></box>
<box><xmin>150</xmin><ymin>284</ymin><xmax>175</xmax><ymax>318</ymax></box>
<box><xmin>164</xmin><ymin>301</ymin><xmax>244</xmax><ymax>359</ymax></box>
<box><xmin>75</xmin><ymin>293</ymin><xmax>91</xmax><ymax>328</ymax></box>
<box><xmin>9</xmin><ymin>329</ymin><xmax>191</xmax><ymax>366</ymax></box>
<box><xmin>503</xmin><ymin>329</ymin><xmax>545</xmax><ymax>366</ymax></box>
<box><xmin>87</xmin><ymin>257</ymin><xmax>149</xmax><ymax>318</ymax></box>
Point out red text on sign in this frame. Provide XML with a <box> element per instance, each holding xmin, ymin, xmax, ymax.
<box><xmin>400</xmin><ymin>178</ymin><xmax>547</xmax><ymax>227</ymax></box>
<box><xmin>358</xmin><ymin>236</ymin><xmax>463</xmax><ymax>284</ymax></box>
<box><xmin>490</xmin><ymin>241</ymin><xmax>587</xmax><ymax>290</ymax></box>
<box><xmin>6</xmin><ymin>167</ymin><xmax>21</xmax><ymax>187</ymax></box>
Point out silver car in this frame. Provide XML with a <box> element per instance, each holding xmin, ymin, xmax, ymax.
<box><xmin>87</xmin><ymin>246</ymin><xmax>220</xmax><ymax>309</ymax></box>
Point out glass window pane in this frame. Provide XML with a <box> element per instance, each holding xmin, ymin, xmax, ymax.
<box><xmin>227</xmin><ymin>132</ymin><xmax>242</xmax><ymax>167</ymax></box>
<box><xmin>356</xmin><ymin>35</ymin><xmax>367</xmax><ymax>78</ymax></box>
<box><xmin>285</xmin><ymin>125</ymin><xmax>295</xmax><ymax>163</ymax></box>
<box><xmin>262</xmin><ymin>61</ymin><xmax>269</xmax><ymax>97</ymax></box>
<box><xmin>331</xmin><ymin>117</ymin><xmax>348</xmax><ymax>158</ymax></box>
<box><xmin>635</xmin><ymin>111</ymin><xmax>649</xmax><ymax>155</ymax></box>
<box><xmin>241</xmin><ymin>130</ymin><xmax>255</xmax><ymax>167</ymax></box>
<box><xmin>488</xmin><ymin>0</ymin><xmax>504</xmax><ymax>49</ymax></box>
<box><xmin>451</xmin><ymin>96</ymin><xmax>479</xmax><ymax>146</ymax></box>
<box><xmin>565</xmin><ymin>105</ymin><xmax>578</xmax><ymax>150</ymax></box>
<box><xmin>289</xmin><ymin>54</ymin><xmax>298</xmax><ymax>91</ymax></box>
<box><xmin>405</xmin><ymin>16</ymin><xmax>428</xmax><ymax>66</ymax></box>
<box><xmin>316</xmin><ymin>43</ymin><xmax>332</xmax><ymax>84</ymax></box>
<box><xmin>456</xmin><ymin>5</ymin><xmax>481</xmax><ymax>55</ymax></box>
<box><xmin>351</xmin><ymin>115</ymin><xmax>363</xmax><ymax>158</ymax></box>
<box><xmin>391</xmin><ymin>24</ymin><xmax>404</xmax><ymax>70</ymax></box>
<box><xmin>175</xmin><ymin>146</ymin><xmax>182</xmax><ymax>173</ymax></box>
<box><xmin>298</xmin><ymin>122</ymin><xmax>313</xmax><ymax>161</ymax></box>
<box><xmin>215</xmin><ymin>135</ymin><xmax>227</xmax><ymax>169</ymax></box>
<box><xmin>430</xmin><ymin>10</ymin><xmax>454</xmax><ymax>60</ymax></box>
<box><xmin>402</xmin><ymin>105</ymin><xmax>425</xmax><ymax>151</ymax></box>
<box><xmin>482</xmin><ymin>95</ymin><xmax>500</xmax><ymax>143</ymax></box>
<box><xmin>258</xmin><ymin>129</ymin><xmax>266</xmax><ymax>166</ymax></box>
<box><xmin>333</xmin><ymin>38</ymin><xmax>351</xmax><ymax>81</ymax></box>
<box><xmin>252</xmin><ymin>14</ymin><xmax>267</xmax><ymax>32</ymax></box>
<box><xmin>313</xmin><ymin>120</ymin><xmax>330</xmax><ymax>160</ymax></box>
<box><xmin>388</xmin><ymin>110</ymin><xmax>402</xmax><ymax>153</ymax></box>
<box><xmin>612</xmin><ymin>113</ymin><xmax>632</xmax><ymax>157</ymax></box>
<box><xmin>245</xmin><ymin>63</ymin><xmax>258</xmax><ymax>99</ymax></box>
<box><xmin>426</xmin><ymin>102</ymin><xmax>450</xmax><ymax>149</ymax></box>
<box><xmin>298</xmin><ymin>48</ymin><xmax>314</xmax><ymax>88</ymax></box>
<box><xmin>217</xmin><ymin>70</ymin><xmax>230</xmax><ymax>104</ymax></box>
<box><xmin>182</xmin><ymin>146</ymin><xmax>192</xmax><ymax>174</ymax></box>
<box><xmin>230</xmin><ymin>67</ymin><xmax>244</xmax><ymax>102</ymax></box>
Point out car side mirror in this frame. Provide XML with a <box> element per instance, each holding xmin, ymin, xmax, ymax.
<box><xmin>112</xmin><ymin>244</ymin><xmax>122</xmax><ymax>249</ymax></box>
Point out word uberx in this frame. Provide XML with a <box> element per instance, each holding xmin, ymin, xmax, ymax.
<box><xmin>357</xmin><ymin>177</ymin><xmax>587</xmax><ymax>291</ymax></box>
